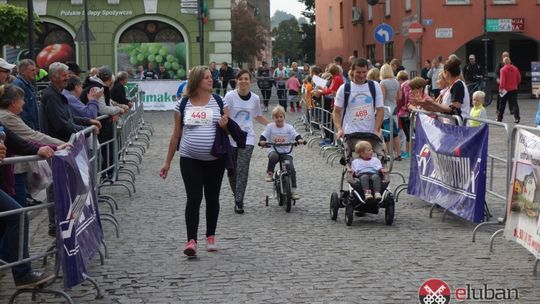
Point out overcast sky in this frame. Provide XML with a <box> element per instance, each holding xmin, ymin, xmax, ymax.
<box><xmin>270</xmin><ymin>0</ymin><xmax>306</xmax><ymax>18</ymax></box>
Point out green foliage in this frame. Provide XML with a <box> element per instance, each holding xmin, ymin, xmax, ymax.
<box><xmin>231</xmin><ymin>1</ymin><xmax>267</xmax><ymax>66</ymax></box>
<box><xmin>271</xmin><ymin>10</ymin><xmax>296</xmax><ymax>29</ymax></box>
<box><xmin>272</xmin><ymin>18</ymin><xmax>301</xmax><ymax>63</ymax></box>
<box><xmin>298</xmin><ymin>0</ymin><xmax>315</xmax><ymax>23</ymax></box>
<box><xmin>0</xmin><ymin>4</ymin><xmax>41</xmax><ymax>47</ymax></box>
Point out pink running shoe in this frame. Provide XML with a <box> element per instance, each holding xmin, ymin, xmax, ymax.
<box><xmin>183</xmin><ymin>239</ymin><xmax>197</xmax><ymax>257</ymax></box>
<box><xmin>206</xmin><ymin>236</ymin><xmax>218</xmax><ymax>252</ymax></box>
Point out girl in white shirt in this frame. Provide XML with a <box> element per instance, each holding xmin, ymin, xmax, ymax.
<box><xmin>224</xmin><ymin>70</ymin><xmax>269</xmax><ymax>214</ymax></box>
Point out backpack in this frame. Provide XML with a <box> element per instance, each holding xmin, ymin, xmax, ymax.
<box><xmin>178</xmin><ymin>93</ymin><xmax>225</xmax><ymax>127</ymax></box>
<box><xmin>341</xmin><ymin>80</ymin><xmax>377</xmax><ymax>126</ymax></box>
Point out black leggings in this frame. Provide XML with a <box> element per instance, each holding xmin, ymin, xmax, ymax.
<box><xmin>260</xmin><ymin>89</ymin><xmax>272</xmax><ymax>107</ymax></box>
<box><xmin>180</xmin><ymin>157</ymin><xmax>225</xmax><ymax>241</ymax></box>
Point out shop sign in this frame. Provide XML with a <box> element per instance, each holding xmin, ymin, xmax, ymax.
<box><xmin>435</xmin><ymin>28</ymin><xmax>453</xmax><ymax>39</ymax></box>
<box><xmin>181</xmin><ymin>0</ymin><xmax>198</xmax><ymax>14</ymax></box>
<box><xmin>486</xmin><ymin>18</ymin><xmax>524</xmax><ymax>32</ymax></box>
<box><xmin>59</xmin><ymin>10</ymin><xmax>133</xmax><ymax>17</ymax></box>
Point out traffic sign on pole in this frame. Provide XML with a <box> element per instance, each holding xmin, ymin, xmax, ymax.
<box><xmin>408</xmin><ymin>22</ymin><xmax>423</xmax><ymax>40</ymax></box>
<box><xmin>374</xmin><ymin>23</ymin><xmax>394</xmax><ymax>44</ymax></box>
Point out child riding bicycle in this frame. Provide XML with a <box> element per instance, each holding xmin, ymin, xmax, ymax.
<box><xmin>259</xmin><ymin>106</ymin><xmax>305</xmax><ymax>199</ymax></box>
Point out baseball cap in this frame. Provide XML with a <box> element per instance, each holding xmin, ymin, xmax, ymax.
<box><xmin>0</xmin><ymin>58</ymin><xmax>16</xmax><ymax>71</ymax></box>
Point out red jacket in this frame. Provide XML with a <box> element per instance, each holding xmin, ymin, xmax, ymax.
<box><xmin>499</xmin><ymin>64</ymin><xmax>521</xmax><ymax>92</ymax></box>
<box><xmin>322</xmin><ymin>75</ymin><xmax>345</xmax><ymax>96</ymax></box>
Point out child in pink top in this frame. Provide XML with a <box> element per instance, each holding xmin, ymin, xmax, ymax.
<box><xmin>286</xmin><ymin>72</ymin><xmax>302</xmax><ymax>112</ymax></box>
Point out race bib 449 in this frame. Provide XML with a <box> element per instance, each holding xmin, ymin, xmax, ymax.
<box><xmin>185</xmin><ymin>106</ymin><xmax>213</xmax><ymax>126</ymax></box>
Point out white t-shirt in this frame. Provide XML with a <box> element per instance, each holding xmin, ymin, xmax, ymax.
<box><xmin>261</xmin><ymin>122</ymin><xmax>299</xmax><ymax>155</ymax></box>
<box><xmin>351</xmin><ymin>156</ymin><xmax>383</xmax><ymax>175</ymax></box>
<box><xmin>442</xmin><ymin>80</ymin><xmax>470</xmax><ymax>119</ymax></box>
<box><xmin>224</xmin><ymin>90</ymin><xmax>262</xmax><ymax>147</ymax></box>
<box><xmin>334</xmin><ymin>81</ymin><xmax>384</xmax><ymax>135</ymax></box>
<box><xmin>175</xmin><ymin>97</ymin><xmax>228</xmax><ymax>161</ymax></box>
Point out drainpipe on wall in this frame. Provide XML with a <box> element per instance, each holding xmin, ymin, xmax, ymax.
<box><xmin>27</xmin><ymin>0</ymin><xmax>35</xmax><ymax>61</ymax></box>
<box><xmin>198</xmin><ymin>0</ymin><xmax>204</xmax><ymax>65</ymax></box>
<box><xmin>83</xmin><ymin>0</ymin><xmax>91</xmax><ymax>71</ymax></box>
<box><xmin>416</xmin><ymin>0</ymin><xmax>422</xmax><ymax>75</ymax></box>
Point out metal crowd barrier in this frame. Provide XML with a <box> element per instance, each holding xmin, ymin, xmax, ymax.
<box><xmin>0</xmin><ymin>85</ymin><xmax>152</xmax><ymax>301</ymax></box>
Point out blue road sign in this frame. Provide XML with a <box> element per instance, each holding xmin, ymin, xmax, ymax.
<box><xmin>374</xmin><ymin>23</ymin><xmax>394</xmax><ymax>44</ymax></box>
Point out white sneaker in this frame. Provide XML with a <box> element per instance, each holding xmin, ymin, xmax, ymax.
<box><xmin>292</xmin><ymin>189</ymin><xmax>300</xmax><ymax>200</ymax></box>
<box><xmin>265</xmin><ymin>172</ymin><xmax>273</xmax><ymax>182</ymax></box>
<box><xmin>206</xmin><ymin>236</ymin><xmax>217</xmax><ymax>252</ymax></box>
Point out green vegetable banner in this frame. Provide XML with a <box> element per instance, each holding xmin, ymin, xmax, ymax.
<box><xmin>117</xmin><ymin>42</ymin><xmax>187</xmax><ymax>80</ymax></box>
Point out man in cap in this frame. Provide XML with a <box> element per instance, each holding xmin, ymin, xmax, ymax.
<box><xmin>0</xmin><ymin>58</ymin><xmax>15</xmax><ymax>85</ymax></box>
<box><xmin>66</xmin><ymin>61</ymin><xmax>83</xmax><ymax>77</ymax></box>
<box><xmin>463</xmin><ymin>54</ymin><xmax>482</xmax><ymax>84</ymax></box>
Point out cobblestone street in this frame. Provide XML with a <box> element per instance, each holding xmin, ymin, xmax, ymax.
<box><xmin>2</xmin><ymin>95</ymin><xmax>540</xmax><ymax>303</ymax></box>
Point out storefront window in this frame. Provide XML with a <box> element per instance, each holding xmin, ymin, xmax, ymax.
<box><xmin>4</xmin><ymin>22</ymin><xmax>75</xmax><ymax>70</ymax></box>
<box><xmin>118</xmin><ymin>21</ymin><xmax>187</xmax><ymax>80</ymax></box>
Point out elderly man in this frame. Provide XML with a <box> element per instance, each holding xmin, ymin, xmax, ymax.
<box><xmin>110</xmin><ymin>71</ymin><xmax>132</xmax><ymax>108</ymax></box>
<box><xmin>12</xmin><ymin>60</ymin><xmax>39</xmax><ymax>131</ymax></box>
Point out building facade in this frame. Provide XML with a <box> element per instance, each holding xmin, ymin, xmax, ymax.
<box><xmin>2</xmin><ymin>0</ymin><xmax>232</xmax><ymax>77</ymax></box>
<box><xmin>316</xmin><ymin>0</ymin><xmax>539</xmax><ymax>81</ymax></box>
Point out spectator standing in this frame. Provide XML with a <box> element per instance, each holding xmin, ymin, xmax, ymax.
<box><xmin>11</xmin><ymin>60</ymin><xmax>39</xmax><ymax>131</ymax></box>
<box><xmin>463</xmin><ymin>54</ymin><xmax>482</xmax><ymax>84</ymax></box>
<box><xmin>62</xmin><ymin>76</ymin><xmax>100</xmax><ymax>119</ymax></box>
<box><xmin>143</xmin><ymin>62</ymin><xmax>158</xmax><ymax>80</ymax></box>
<box><xmin>156</xmin><ymin>64</ymin><xmax>170</xmax><ymax>79</ymax></box>
<box><xmin>427</xmin><ymin>57</ymin><xmax>444</xmax><ymax>98</ymax></box>
<box><xmin>210</xmin><ymin>61</ymin><xmax>221</xmax><ymax>93</ymax></box>
<box><xmin>160</xmin><ymin>65</ymin><xmax>231</xmax><ymax>257</ymax></box>
<box><xmin>219</xmin><ymin>62</ymin><xmax>235</xmax><ymax>96</ymax></box>
<box><xmin>273</xmin><ymin>62</ymin><xmax>289</xmax><ymax>111</ymax></box>
<box><xmin>379</xmin><ymin>64</ymin><xmax>402</xmax><ymax>160</ymax></box>
<box><xmin>421</xmin><ymin>59</ymin><xmax>431</xmax><ymax>86</ymax></box>
<box><xmin>0</xmin><ymin>58</ymin><xmax>16</xmax><ymax>85</ymax></box>
<box><xmin>256</xmin><ymin>61</ymin><xmax>273</xmax><ymax>112</ymax></box>
<box><xmin>498</xmin><ymin>57</ymin><xmax>521</xmax><ymax>123</ymax></box>
<box><xmin>0</xmin><ymin>124</ymin><xmax>56</xmax><ymax>289</ymax></box>
<box><xmin>110</xmin><ymin>71</ymin><xmax>132</xmax><ymax>107</ymax></box>
<box><xmin>390</xmin><ymin>58</ymin><xmax>405</xmax><ymax>76</ymax></box>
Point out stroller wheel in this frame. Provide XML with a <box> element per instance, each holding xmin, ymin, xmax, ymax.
<box><xmin>330</xmin><ymin>192</ymin><xmax>339</xmax><ymax>221</ymax></box>
<box><xmin>345</xmin><ymin>204</ymin><xmax>354</xmax><ymax>226</ymax></box>
<box><xmin>385</xmin><ymin>198</ymin><xmax>395</xmax><ymax>226</ymax></box>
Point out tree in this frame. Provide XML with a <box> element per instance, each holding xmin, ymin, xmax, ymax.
<box><xmin>298</xmin><ymin>0</ymin><xmax>315</xmax><ymax>63</ymax></box>
<box><xmin>0</xmin><ymin>4</ymin><xmax>40</xmax><ymax>47</ymax></box>
<box><xmin>272</xmin><ymin>18</ymin><xmax>301</xmax><ymax>64</ymax></box>
<box><xmin>231</xmin><ymin>0</ymin><xmax>267</xmax><ymax>66</ymax></box>
<box><xmin>271</xmin><ymin>10</ymin><xmax>296</xmax><ymax>29</ymax></box>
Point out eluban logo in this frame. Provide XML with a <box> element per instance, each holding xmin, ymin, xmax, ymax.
<box><xmin>454</xmin><ymin>284</ymin><xmax>518</xmax><ymax>301</ymax></box>
<box><xmin>418</xmin><ymin>278</ymin><xmax>451</xmax><ymax>304</ymax></box>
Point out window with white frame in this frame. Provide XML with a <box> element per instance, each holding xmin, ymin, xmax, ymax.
<box><xmin>385</xmin><ymin>0</ymin><xmax>391</xmax><ymax>16</ymax></box>
<box><xmin>329</xmin><ymin>6</ymin><xmax>333</xmax><ymax>31</ymax></box>
<box><xmin>368</xmin><ymin>4</ymin><xmax>373</xmax><ymax>21</ymax></box>
<box><xmin>405</xmin><ymin>0</ymin><xmax>411</xmax><ymax>11</ymax></box>
<box><xmin>445</xmin><ymin>0</ymin><xmax>470</xmax><ymax>4</ymax></box>
<box><xmin>492</xmin><ymin>0</ymin><xmax>516</xmax><ymax>4</ymax></box>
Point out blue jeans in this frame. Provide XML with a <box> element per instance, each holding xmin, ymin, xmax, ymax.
<box><xmin>0</xmin><ymin>188</ymin><xmax>31</xmax><ymax>281</ymax></box>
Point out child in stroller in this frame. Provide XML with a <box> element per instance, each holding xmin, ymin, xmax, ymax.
<box><xmin>350</xmin><ymin>140</ymin><xmax>388</xmax><ymax>204</ymax></box>
<box><xmin>330</xmin><ymin>132</ymin><xmax>395</xmax><ymax>226</ymax></box>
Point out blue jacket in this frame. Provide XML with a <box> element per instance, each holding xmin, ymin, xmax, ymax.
<box><xmin>211</xmin><ymin>118</ymin><xmax>247</xmax><ymax>177</ymax></box>
<box><xmin>12</xmin><ymin>76</ymin><xmax>40</xmax><ymax>131</ymax></box>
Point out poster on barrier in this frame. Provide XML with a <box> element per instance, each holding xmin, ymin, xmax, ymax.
<box><xmin>52</xmin><ymin>134</ymin><xmax>104</xmax><ymax>289</ymax></box>
<box><xmin>504</xmin><ymin>129</ymin><xmax>540</xmax><ymax>259</ymax></box>
<box><xmin>408</xmin><ymin>113</ymin><xmax>488</xmax><ymax>223</ymax></box>
<box><xmin>132</xmin><ymin>80</ymin><xmax>181</xmax><ymax>111</ymax></box>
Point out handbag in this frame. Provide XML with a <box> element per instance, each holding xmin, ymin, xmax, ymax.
<box><xmin>26</xmin><ymin>160</ymin><xmax>53</xmax><ymax>195</ymax></box>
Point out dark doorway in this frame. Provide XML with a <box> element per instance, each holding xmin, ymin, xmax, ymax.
<box><xmin>510</xmin><ymin>39</ymin><xmax>537</xmax><ymax>93</ymax></box>
<box><xmin>466</xmin><ymin>39</ymin><xmax>494</xmax><ymax>74</ymax></box>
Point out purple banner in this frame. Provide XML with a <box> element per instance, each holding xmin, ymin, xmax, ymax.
<box><xmin>407</xmin><ymin>113</ymin><xmax>488</xmax><ymax>223</ymax></box>
<box><xmin>52</xmin><ymin>134</ymin><xmax>103</xmax><ymax>289</ymax></box>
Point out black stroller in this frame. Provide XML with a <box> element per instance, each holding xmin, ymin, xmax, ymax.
<box><xmin>329</xmin><ymin>132</ymin><xmax>395</xmax><ymax>226</ymax></box>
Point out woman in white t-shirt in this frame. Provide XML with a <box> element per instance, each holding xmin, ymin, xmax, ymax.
<box><xmin>160</xmin><ymin>65</ymin><xmax>230</xmax><ymax>257</ymax></box>
<box><xmin>224</xmin><ymin>70</ymin><xmax>269</xmax><ymax>214</ymax></box>
<box><xmin>412</xmin><ymin>58</ymin><xmax>470</xmax><ymax>120</ymax></box>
